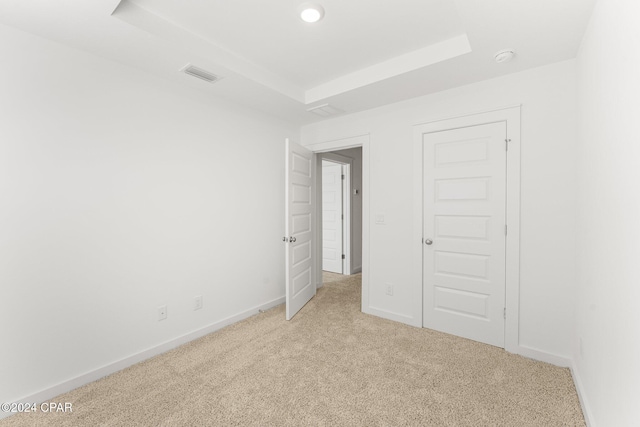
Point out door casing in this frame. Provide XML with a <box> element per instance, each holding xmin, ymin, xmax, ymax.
<box><xmin>321</xmin><ymin>153</ymin><xmax>354</xmax><ymax>275</ymax></box>
<box><xmin>304</xmin><ymin>135</ymin><xmax>370</xmax><ymax>314</ymax></box>
<box><xmin>321</xmin><ymin>160</ymin><xmax>345</xmax><ymax>274</ymax></box>
<box><xmin>413</xmin><ymin>106</ymin><xmax>521</xmax><ymax>353</ymax></box>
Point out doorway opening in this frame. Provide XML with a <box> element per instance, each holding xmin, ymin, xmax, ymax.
<box><xmin>321</xmin><ymin>159</ymin><xmax>346</xmax><ymax>274</ymax></box>
<box><xmin>320</xmin><ymin>148</ymin><xmax>363</xmax><ymax>281</ymax></box>
<box><xmin>285</xmin><ymin>136</ymin><xmax>368</xmax><ymax>321</ymax></box>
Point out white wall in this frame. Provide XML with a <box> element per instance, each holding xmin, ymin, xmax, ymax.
<box><xmin>574</xmin><ymin>0</ymin><xmax>640</xmax><ymax>424</ymax></box>
<box><xmin>0</xmin><ymin>23</ymin><xmax>297</xmax><ymax>404</ymax></box>
<box><xmin>302</xmin><ymin>60</ymin><xmax>578</xmax><ymax>359</ymax></box>
<box><xmin>327</xmin><ymin>147</ymin><xmax>363</xmax><ymax>274</ymax></box>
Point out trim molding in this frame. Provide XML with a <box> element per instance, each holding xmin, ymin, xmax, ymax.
<box><xmin>569</xmin><ymin>360</ymin><xmax>595</xmax><ymax>427</ymax></box>
<box><xmin>0</xmin><ymin>296</ymin><xmax>285</xmax><ymax>421</ymax></box>
<box><xmin>515</xmin><ymin>345</ymin><xmax>571</xmax><ymax>367</ymax></box>
<box><xmin>320</xmin><ymin>152</ymin><xmax>354</xmax><ymax>276</ymax></box>
<box><xmin>513</xmin><ymin>348</ymin><xmax>592</xmax><ymax>426</ymax></box>
<box><xmin>365</xmin><ymin>306</ymin><xmax>417</xmax><ymax>326</ymax></box>
<box><xmin>512</xmin><ymin>347</ymin><xmax>593</xmax><ymax>426</ymax></box>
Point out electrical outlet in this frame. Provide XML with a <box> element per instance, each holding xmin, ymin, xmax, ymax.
<box><xmin>158</xmin><ymin>305</ymin><xmax>167</xmax><ymax>321</ymax></box>
<box><xmin>385</xmin><ymin>283</ymin><xmax>394</xmax><ymax>296</ymax></box>
<box><xmin>194</xmin><ymin>295</ymin><xmax>203</xmax><ymax>311</ymax></box>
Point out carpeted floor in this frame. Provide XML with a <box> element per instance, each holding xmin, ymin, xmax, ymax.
<box><xmin>2</xmin><ymin>274</ymin><xmax>585</xmax><ymax>426</ymax></box>
<box><xmin>322</xmin><ymin>270</ymin><xmax>348</xmax><ymax>284</ymax></box>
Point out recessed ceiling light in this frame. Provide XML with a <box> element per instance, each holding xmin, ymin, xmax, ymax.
<box><xmin>299</xmin><ymin>3</ymin><xmax>325</xmax><ymax>23</ymax></box>
<box><xmin>494</xmin><ymin>49</ymin><xmax>516</xmax><ymax>63</ymax></box>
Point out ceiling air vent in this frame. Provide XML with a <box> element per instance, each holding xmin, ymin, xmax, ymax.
<box><xmin>307</xmin><ymin>103</ymin><xmax>344</xmax><ymax>117</ymax></box>
<box><xmin>181</xmin><ymin>64</ymin><xmax>220</xmax><ymax>84</ymax></box>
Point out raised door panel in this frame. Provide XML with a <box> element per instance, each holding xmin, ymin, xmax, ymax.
<box><xmin>285</xmin><ymin>139</ymin><xmax>316</xmax><ymax>320</ymax></box>
<box><xmin>423</xmin><ymin>122</ymin><xmax>506</xmax><ymax>347</ymax></box>
<box><xmin>322</xmin><ymin>161</ymin><xmax>343</xmax><ymax>273</ymax></box>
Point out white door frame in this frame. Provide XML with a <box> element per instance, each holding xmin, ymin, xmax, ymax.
<box><xmin>303</xmin><ymin>134</ymin><xmax>369</xmax><ymax>313</ymax></box>
<box><xmin>321</xmin><ymin>153</ymin><xmax>353</xmax><ymax>275</ymax></box>
<box><xmin>413</xmin><ymin>106</ymin><xmax>521</xmax><ymax>353</ymax></box>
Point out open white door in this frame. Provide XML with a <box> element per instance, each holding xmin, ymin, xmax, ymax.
<box><xmin>322</xmin><ymin>161</ymin><xmax>343</xmax><ymax>273</ymax></box>
<box><xmin>285</xmin><ymin>139</ymin><xmax>316</xmax><ymax>320</ymax></box>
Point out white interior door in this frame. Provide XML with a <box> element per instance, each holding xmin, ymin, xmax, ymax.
<box><xmin>322</xmin><ymin>161</ymin><xmax>343</xmax><ymax>273</ymax></box>
<box><xmin>285</xmin><ymin>139</ymin><xmax>316</xmax><ymax>320</ymax></box>
<box><xmin>423</xmin><ymin>122</ymin><xmax>507</xmax><ymax>347</ymax></box>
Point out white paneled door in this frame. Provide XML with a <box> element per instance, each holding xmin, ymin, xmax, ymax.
<box><xmin>285</xmin><ymin>139</ymin><xmax>316</xmax><ymax>320</ymax></box>
<box><xmin>423</xmin><ymin>122</ymin><xmax>507</xmax><ymax>347</ymax></box>
<box><xmin>322</xmin><ymin>161</ymin><xmax>343</xmax><ymax>273</ymax></box>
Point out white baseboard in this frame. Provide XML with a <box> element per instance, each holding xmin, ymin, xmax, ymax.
<box><xmin>569</xmin><ymin>360</ymin><xmax>595</xmax><ymax>427</ymax></box>
<box><xmin>0</xmin><ymin>296</ymin><xmax>285</xmax><ymax>421</ymax></box>
<box><xmin>365</xmin><ymin>306</ymin><xmax>420</xmax><ymax>327</ymax></box>
<box><xmin>513</xmin><ymin>347</ymin><xmax>593</xmax><ymax>426</ymax></box>
<box><xmin>514</xmin><ymin>345</ymin><xmax>572</xmax><ymax>367</ymax></box>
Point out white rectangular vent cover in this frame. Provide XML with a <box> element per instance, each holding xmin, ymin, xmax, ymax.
<box><xmin>307</xmin><ymin>103</ymin><xmax>344</xmax><ymax>117</ymax></box>
<box><xmin>181</xmin><ymin>64</ymin><xmax>220</xmax><ymax>83</ymax></box>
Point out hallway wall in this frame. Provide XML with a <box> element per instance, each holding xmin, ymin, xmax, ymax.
<box><xmin>0</xmin><ymin>23</ymin><xmax>298</xmax><ymax>405</ymax></box>
<box><xmin>574</xmin><ymin>0</ymin><xmax>640</xmax><ymax>424</ymax></box>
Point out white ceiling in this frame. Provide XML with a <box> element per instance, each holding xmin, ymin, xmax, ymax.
<box><xmin>0</xmin><ymin>0</ymin><xmax>596</xmax><ymax>125</ymax></box>
<box><xmin>128</xmin><ymin>0</ymin><xmax>465</xmax><ymax>89</ymax></box>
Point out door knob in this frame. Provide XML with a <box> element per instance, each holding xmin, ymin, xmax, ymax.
<box><xmin>425</xmin><ymin>239</ymin><xmax>433</xmax><ymax>245</ymax></box>
<box><xmin>290</xmin><ymin>237</ymin><xmax>297</xmax><ymax>243</ymax></box>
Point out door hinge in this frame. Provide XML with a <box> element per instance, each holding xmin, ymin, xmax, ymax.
<box><xmin>341</xmin><ymin>174</ymin><xmax>345</xmax><ymax>180</ymax></box>
<box><xmin>342</xmin><ymin>254</ymin><xmax>346</xmax><ymax>260</ymax></box>
<box><xmin>503</xmin><ymin>307</ymin><xmax>506</xmax><ymax>319</ymax></box>
<box><xmin>505</xmin><ymin>138</ymin><xmax>511</xmax><ymax>151</ymax></box>
<box><xmin>341</xmin><ymin>214</ymin><xmax>344</xmax><ymax>220</ymax></box>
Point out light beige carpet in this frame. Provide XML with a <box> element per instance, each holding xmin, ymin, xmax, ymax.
<box><xmin>2</xmin><ymin>274</ymin><xmax>585</xmax><ymax>426</ymax></box>
<box><xmin>322</xmin><ymin>270</ymin><xmax>348</xmax><ymax>284</ymax></box>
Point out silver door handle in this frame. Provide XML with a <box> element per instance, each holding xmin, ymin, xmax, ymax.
<box><xmin>425</xmin><ymin>239</ymin><xmax>433</xmax><ymax>245</ymax></box>
<box><xmin>290</xmin><ymin>237</ymin><xmax>297</xmax><ymax>243</ymax></box>
<box><xmin>283</xmin><ymin>237</ymin><xmax>289</xmax><ymax>242</ymax></box>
